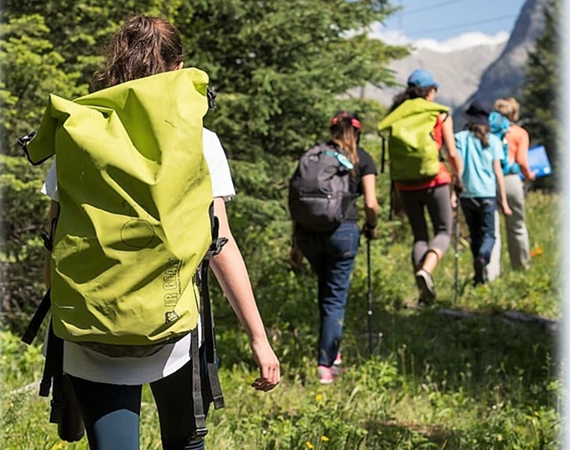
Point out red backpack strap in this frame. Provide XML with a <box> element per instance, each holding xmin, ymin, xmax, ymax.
<box><xmin>433</xmin><ymin>112</ymin><xmax>447</xmax><ymax>150</ymax></box>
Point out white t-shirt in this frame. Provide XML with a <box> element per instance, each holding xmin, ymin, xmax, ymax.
<box><xmin>42</xmin><ymin>128</ymin><xmax>235</xmax><ymax>385</ymax></box>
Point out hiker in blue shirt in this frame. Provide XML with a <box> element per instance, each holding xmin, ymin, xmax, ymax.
<box><xmin>455</xmin><ymin>100</ymin><xmax>512</xmax><ymax>284</ymax></box>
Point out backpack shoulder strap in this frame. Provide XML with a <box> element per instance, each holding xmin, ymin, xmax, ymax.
<box><xmin>432</xmin><ymin>112</ymin><xmax>449</xmax><ymax>150</ymax></box>
<box><xmin>21</xmin><ymin>289</ymin><xmax>51</xmax><ymax>345</ymax></box>
<box><xmin>200</xmin><ymin>217</ymin><xmax>227</xmax><ymax>411</ymax></box>
<box><xmin>190</xmin><ymin>212</ymin><xmax>228</xmax><ymax>439</ymax></box>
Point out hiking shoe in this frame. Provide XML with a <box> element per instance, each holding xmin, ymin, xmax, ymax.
<box><xmin>331</xmin><ymin>352</ymin><xmax>346</xmax><ymax>377</ymax></box>
<box><xmin>317</xmin><ymin>365</ymin><xmax>335</xmax><ymax>384</ymax></box>
<box><xmin>415</xmin><ymin>269</ymin><xmax>436</xmax><ymax>303</ymax></box>
<box><xmin>417</xmin><ymin>298</ymin><xmax>434</xmax><ymax>309</ymax></box>
<box><xmin>473</xmin><ymin>257</ymin><xmax>487</xmax><ymax>285</ymax></box>
<box><xmin>333</xmin><ymin>352</ymin><xmax>342</xmax><ymax>367</ymax></box>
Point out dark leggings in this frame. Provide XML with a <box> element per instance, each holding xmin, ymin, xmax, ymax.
<box><xmin>398</xmin><ymin>184</ymin><xmax>453</xmax><ymax>268</ymax></box>
<box><xmin>68</xmin><ymin>356</ymin><xmax>212</xmax><ymax>450</ymax></box>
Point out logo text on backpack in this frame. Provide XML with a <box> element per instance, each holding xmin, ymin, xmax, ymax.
<box><xmin>163</xmin><ymin>259</ymin><xmax>182</xmax><ymax>309</ymax></box>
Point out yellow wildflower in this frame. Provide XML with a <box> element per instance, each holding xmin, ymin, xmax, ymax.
<box><xmin>315</xmin><ymin>394</ymin><xmax>323</xmax><ymax>402</ymax></box>
<box><xmin>51</xmin><ymin>442</ymin><xmax>67</xmax><ymax>450</ymax></box>
<box><xmin>321</xmin><ymin>435</ymin><xmax>330</xmax><ymax>441</ymax></box>
<box><xmin>306</xmin><ymin>442</ymin><xmax>314</xmax><ymax>449</ymax></box>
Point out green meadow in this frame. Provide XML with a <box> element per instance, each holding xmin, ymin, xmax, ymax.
<box><xmin>1</xmin><ymin>190</ymin><xmax>560</xmax><ymax>450</ymax></box>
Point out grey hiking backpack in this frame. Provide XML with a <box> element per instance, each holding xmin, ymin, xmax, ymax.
<box><xmin>288</xmin><ymin>142</ymin><xmax>354</xmax><ymax>232</ymax></box>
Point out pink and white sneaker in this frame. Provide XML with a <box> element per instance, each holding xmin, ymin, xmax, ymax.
<box><xmin>333</xmin><ymin>352</ymin><xmax>342</xmax><ymax>366</ymax></box>
<box><xmin>317</xmin><ymin>365</ymin><xmax>335</xmax><ymax>384</ymax></box>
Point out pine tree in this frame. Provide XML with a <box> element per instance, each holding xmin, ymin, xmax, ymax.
<box><xmin>521</xmin><ymin>0</ymin><xmax>559</xmax><ymax>188</ymax></box>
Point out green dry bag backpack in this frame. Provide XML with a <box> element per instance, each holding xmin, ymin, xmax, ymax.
<box><xmin>19</xmin><ymin>68</ymin><xmax>227</xmax><ymax>441</ymax></box>
<box><xmin>19</xmin><ymin>68</ymin><xmax>216</xmax><ymax>354</ymax></box>
<box><xmin>378</xmin><ymin>98</ymin><xmax>449</xmax><ymax>183</ymax></box>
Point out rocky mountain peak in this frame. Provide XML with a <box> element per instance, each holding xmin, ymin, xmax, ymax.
<box><xmin>459</xmin><ymin>0</ymin><xmax>548</xmax><ymax>111</ymax></box>
<box><xmin>358</xmin><ymin>0</ymin><xmax>547</xmax><ymax>119</ymax></box>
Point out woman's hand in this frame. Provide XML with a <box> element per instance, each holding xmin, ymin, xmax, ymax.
<box><xmin>450</xmin><ymin>190</ymin><xmax>458</xmax><ymax>209</ymax></box>
<box><xmin>361</xmin><ymin>223</ymin><xmax>378</xmax><ymax>240</ymax></box>
<box><xmin>250</xmin><ymin>338</ymin><xmax>280</xmax><ymax>391</ymax></box>
<box><xmin>289</xmin><ymin>246</ymin><xmax>304</xmax><ymax>268</ymax></box>
<box><xmin>501</xmin><ymin>199</ymin><xmax>512</xmax><ymax>216</ymax></box>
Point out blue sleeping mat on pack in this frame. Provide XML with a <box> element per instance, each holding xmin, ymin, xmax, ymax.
<box><xmin>522</xmin><ymin>145</ymin><xmax>552</xmax><ymax>179</ymax></box>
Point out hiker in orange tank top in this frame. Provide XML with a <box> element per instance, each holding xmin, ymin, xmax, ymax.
<box><xmin>487</xmin><ymin>97</ymin><xmax>534</xmax><ymax>281</ymax></box>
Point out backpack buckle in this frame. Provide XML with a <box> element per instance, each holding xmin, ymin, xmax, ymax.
<box><xmin>193</xmin><ymin>422</ymin><xmax>208</xmax><ymax>438</ymax></box>
<box><xmin>17</xmin><ymin>130</ymin><xmax>37</xmax><ymax>149</ymax></box>
<box><xmin>207</xmin><ymin>87</ymin><xmax>216</xmax><ymax>111</ymax></box>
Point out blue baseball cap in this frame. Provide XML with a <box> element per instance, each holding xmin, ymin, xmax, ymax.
<box><xmin>407</xmin><ymin>69</ymin><xmax>439</xmax><ymax>89</ymax></box>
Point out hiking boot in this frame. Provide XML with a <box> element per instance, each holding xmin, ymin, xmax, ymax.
<box><xmin>473</xmin><ymin>257</ymin><xmax>487</xmax><ymax>285</ymax></box>
<box><xmin>415</xmin><ymin>268</ymin><xmax>436</xmax><ymax>303</ymax></box>
<box><xmin>317</xmin><ymin>365</ymin><xmax>335</xmax><ymax>384</ymax></box>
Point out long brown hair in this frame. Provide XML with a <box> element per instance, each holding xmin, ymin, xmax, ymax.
<box><xmin>389</xmin><ymin>86</ymin><xmax>435</xmax><ymax>112</ymax></box>
<box><xmin>467</xmin><ymin>122</ymin><xmax>490</xmax><ymax>148</ymax></box>
<box><xmin>91</xmin><ymin>16</ymin><xmax>184</xmax><ymax>91</ymax></box>
<box><xmin>330</xmin><ymin>111</ymin><xmax>361</xmax><ymax>167</ymax></box>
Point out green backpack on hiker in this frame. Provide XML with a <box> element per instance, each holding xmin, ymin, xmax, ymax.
<box><xmin>21</xmin><ymin>68</ymin><xmax>215</xmax><ymax>352</ymax></box>
<box><xmin>377</xmin><ymin>97</ymin><xmax>449</xmax><ymax>183</ymax></box>
<box><xmin>18</xmin><ymin>68</ymin><xmax>225</xmax><ymax>440</ymax></box>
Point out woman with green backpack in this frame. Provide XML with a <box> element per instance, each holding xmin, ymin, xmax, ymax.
<box><xmin>36</xmin><ymin>15</ymin><xmax>280</xmax><ymax>450</ymax></box>
<box><xmin>380</xmin><ymin>69</ymin><xmax>463</xmax><ymax>305</ymax></box>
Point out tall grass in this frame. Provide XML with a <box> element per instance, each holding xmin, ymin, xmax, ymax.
<box><xmin>1</xmin><ymin>191</ymin><xmax>560</xmax><ymax>449</ymax></box>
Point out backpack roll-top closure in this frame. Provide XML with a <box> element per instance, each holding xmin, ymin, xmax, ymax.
<box><xmin>377</xmin><ymin>98</ymin><xmax>449</xmax><ymax>131</ymax></box>
<box><xmin>28</xmin><ymin>69</ymin><xmax>214</xmax><ymax>349</ymax></box>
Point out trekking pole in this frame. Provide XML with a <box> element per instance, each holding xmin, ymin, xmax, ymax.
<box><xmin>366</xmin><ymin>238</ymin><xmax>373</xmax><ymax>356</ymax></box>
<box><xmin>453</xmin><ymin>204</ymin><xmax>460</xmax><ymax>303</ymax></box>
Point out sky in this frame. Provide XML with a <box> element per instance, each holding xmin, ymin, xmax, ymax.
<box><xmin>373</xmin><ymin>0</ymin><xmax>528</xmax><ymax>52</ymax></box>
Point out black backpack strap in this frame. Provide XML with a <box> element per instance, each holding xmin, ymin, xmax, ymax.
<box><xmin>379</xmin><ymin>133</ymin><xmax>394</xmax><ymax>220</ymax></box>
<box><xmin>207</xmin><ymin>87</ymin><xmax>217</xmax><ymax>111</ymax></box>
<box><xmin>200</xmin><ymin>258</ymin><xmax>225</xmax><ymax>410</ymax></box>
<box><xmin>200</xmin><ymin>215</ymin><xmax>227</xmax><ymax>410</ymax></box>
<box><xmin>190</xmin><ymin>209</ymin><xmax>228</xmax><ymax>438</ymax></box>
<box><xmin>380</xmin><ymin>133</ymin><xmax>387</xmax><ymax>175</ymax></box>
<box><xmin>190</xmin><ymin>326</ymin><xmax>208</xmax><ymax>438</ymax></box>
<box><xmin>22</xmin><ymin>294</ymin><xmax>71</xmax><ymax>441</ymax></box>
<box><xmin>37</xmin><ymin>320</ymin><xmax>65</xmax><ymax>429</ymax></box>
<box><xmin>21</xmin><ymin>289</ymin><xmax>51</xmax><ymax>345</ymax></box>
<box><xmin>23</xmin><ymin>203</ymin><xmax>59</xmax><ymax>345</ymax></box>
<box><xmin>21</xmin><ymin>288</ymin><xmax>56</xmax><ymax>400</ymax></box>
